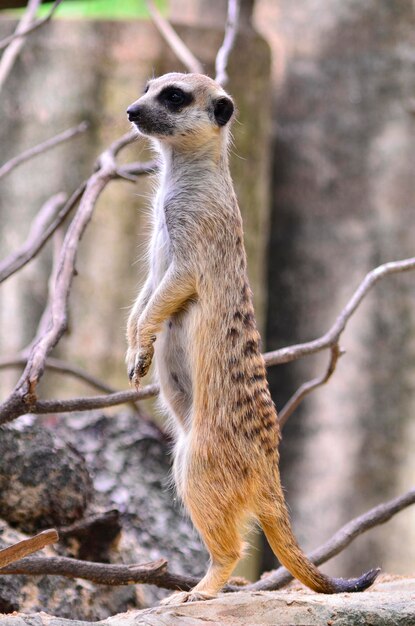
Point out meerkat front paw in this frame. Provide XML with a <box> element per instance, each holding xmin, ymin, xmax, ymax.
<box><xmin>126</xmin><ymin>336</ymin><xmax>156</xmax><ymax>387</ymax></box>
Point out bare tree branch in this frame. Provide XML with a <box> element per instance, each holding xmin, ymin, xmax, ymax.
<box><xmin>20</xmin><ymin>132</ymin><xmax>138</xmax><ymax>391</ymax></box>
<box><xmin>0</xmin><ymin>161</ymin><xmax>154</xmax><ymax>286</ymax></box>
<box><xmin>0</xmin><ymin>0</ymin><xmax>62</xmax><ymax>51</ymax></box>
<box><xmin>0</xmin><ymin>193</ymin><xmax>66</xmax><ymax>283</ymax></box>
<box><xmin>1</xmin><ymin>488</ymin><xmax>413</xmax><ymax>591</ymax></box>
<box><xmin>31</xmin><ymin>383</ymin><xmax>160</xmax><ymax>414</ymax></box>
<box><xmin>278</xmin><ymin>344</ymin><xmax>343</xmax><ymax>429</ymax></box>
<box><xmin>0</xmin><ymin>122</ymin><xmax>88</xmax><ymax>181</ymax></box>
<box><xmin>0</xmin><ymin>131</ymin><xmax>156</xmax><ymax>424</ymax></box>
<box><xmin>0</xmin><ymin>529</ymin><xmax>58</xmax><ymax>569</ymax></box>
<box><xmin>145</xmin><ymin>0</ymin><xmax>203</xmax><ymax>74</ymax></box>
<box><xmin>1</xmin><ymin>255</ymin><xmax>414</xmax><ymax>425</ymax></box>
<box><xmin>215</xmin><ymin>0</ymin><xmax>241</xmax><ymax>86</ymax></box>
<box><xmin>241</xmin><ymin>487</ymin><xmax>415</xmax><ymax>592</ymax></box>
<box><xmin>26</xmin><ymin>226</ymin><xmax>65</xmax><ymax>347</ymax></box>
<box><xmin>0</xmin><ymin>355</ymin><xmax>117</xmax><ymax>395</ymax></box>
<box><xmin>264</xmin><ymin>256</ymin><xmax>415</xmax><ymax>366</ymax></box>
<box><xmin>0</xmin><ymin>0</ymin><xmax>42</xmax><ymax>93</ymax></box>
<box><xmin>116</xmin><ymin>159</ymin><xmax>157</xmax><ymax>181</ymax></box>
<box><xmin>0</xmin><ymin>555</ymin><xmax>177</xmax><ymax>588</ymax></box>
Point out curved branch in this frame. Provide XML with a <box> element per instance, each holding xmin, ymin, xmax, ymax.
<box><xmin>0</xmin><ymin>182</ymin><xmax>86</xmax><ymax>284</ymax></box>
<box><xmin>0</xmin><ymin>193</ymin><xmax>66</xmax><ymax>283</ymax></box>
<box><xmin>145</xmin><ymin>0</ymin><xmax>203</xmax><ymax>74</ymax></box>
<box><xmin>0</xmin><ymin>355</ymin><xmax>116</xmax><ymax>395</ymax></box>
<box><xmin>0</xmin><ymin>556</ymin><xmax>180</xmax><ymax>588</ymax></box>
<box><xmin>264</xmin><ymin>256</ymin><xmax>415</xmax><ymax>366</ymax></box>
<box><xmin>215</xmin><ymin>0</ymin><xmax>241</xmax><ymax>86</ymax></box>
<box><xmin>20</xmin><ymin>135</ymin><xmax>135</xmax><ymax>386</ymax></box>
<box><xmin>241</xmin><ymin>487</ymin><xmax>415</xmax><ymax>592</ymax></box>
<box><xmin>32</xmin><ymin>384</ymin><xmax>160</xmax><ymax>414</ymax></box>
<box><xmin>0</xmin><ymin>0</ymin><xmax>42</xmax><ymax>93</ymax></box>
<box><xmin>1</xmin><ymin>489</ymin><xmax>413</xmax><ymax>592</ymax></box>
<box><xmin>0</xmin><ymin>122</ymin><xmax>88</xmax><ymax>181</ymax></box>
<box><xmin>116</xmin><ymin>159</ymin><xmax>158</xmax><ymax>181</ymax></box>
<box><xmin>278</xmin><ymin>344</ymin><xmax>343</xmax><ymax>429</ymax></box>
<box><xmin>0</xmin><ymin>529</ymin><xmax>58</xmax><ymax>569</ymax></box>
<box><xmin>0</xmin><ymin>0</ymin><xmax>62</xmax><ymax>51</ymax></box>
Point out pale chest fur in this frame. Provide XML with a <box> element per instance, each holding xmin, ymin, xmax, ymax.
<box><xmin>149</xmin><ymin>185</ymin><xmax>172</xmax><ymax>289</ymax></box>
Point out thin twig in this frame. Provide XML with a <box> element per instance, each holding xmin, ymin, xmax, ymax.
<box><xmin>0</xmin><ymin>529</ymin><xmax>58</xmax><ymax>569</ymax></box>
<box><xmin>215</xmin><ymin>0</ymin><xmax>241</xmax><ymax>86</ymax></box>
<box><xmin>0</xmin><ymin>183</ymin><xmax>85</xmax><ymax>283</ymax></box>
<box><xmin>32</xmin><ymin>384</ymin><xmax>160</xmax><ymax>414</ymax></box>
<box><xmin>0</xmin><ymin>356</ymin><xmax>116</xmax><ymax>395</ymax></box>
<box><xmin>145</xmin><ymin>0</ymin><xmax>203</xmax><ymax>74</ymax></box>
<box><xmin>241</xmin><ymin>487</ymin><xmax>415</xmax><ymax>592</ymax></box>
<box><xmin>0</xmin><ymin>121</ymin><xmax>88</xmax><ymax>181</ymax></box>
<box><xmin>116</xmin><ymin>159</ymin><xmax>157</xmax><ymax>180</ymax></box>
<box><xmin>0</xmin><ymin>193</ymin><xmax>66</xmax><ymax>283</ymax></box>
<box><xmin>0</xmin><ymin>0</ymin><xmax>42</xmax><ymax>94</ymax></box>
<box><xmin>57</xmin><ymin>510</ymin><xmax>121</xmax><ymax>540</ymax></box>
<box><xmin>278</xmin><ymin>344</ymin><xmax>343</xmax><ymax>429</ymax></box>
<box><xmin>0</xmin><ymin>0</ymin><xmax>62</xmax><ymax>51</ymax></box>
<box><xmin>1</xmin><ymin>489</ymin><xmax>413</xmax><ymax>591</ymax></box>
<box><xmin>264</xmin><ymin>257</ymin><xmax>415</xmax><ymax>366</ymax></box>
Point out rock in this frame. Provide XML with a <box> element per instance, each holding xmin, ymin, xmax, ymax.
<box><xmin>0</xmin><ymin>412</ymin><xmax>207</xmax><ymax>615</ymax></box>
<box><xmin>0</xmin><ymin>577</ymin><xmax>413</xmax><ymax>625</ymax></box>
<box><xmin>0</xmin><ymin>520</ymin><xmax>142</xmax><ymax>621</ymax></box>
<box><xmin>0</xmin><ymin>424</ymin><xmax>93</xmax><ymax>533</ymax></box>
<box><xmin>42</xmin><ymin>412</ymin><xmax>208</xmax><ymax>605</ymax></box>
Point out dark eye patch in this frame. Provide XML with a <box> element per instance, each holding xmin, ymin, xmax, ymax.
<box><xmin>143</xmin><ymin>83</ymin><xmax>149</xmax><ymax>94</ymax></box>
<box><xmin>157</xmin><ymin>86</ymin><xmax>194</xmax><ymax>111</ymax></box>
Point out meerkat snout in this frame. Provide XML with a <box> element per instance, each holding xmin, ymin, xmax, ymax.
<box><xmin>126</xmin><ymin>103</ymin><xmax>142</xmax><ymax>121</ymax></box>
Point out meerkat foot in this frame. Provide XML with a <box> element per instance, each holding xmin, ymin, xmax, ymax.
<box><xmin>160</xmin><ymin>591</ymin><xmax>216</xmax><ymax>605</ymax></box>
<box><xmin>126</xmin><ymin>338</ymin><xmax>156</xmax><ymax>386</ymax></box>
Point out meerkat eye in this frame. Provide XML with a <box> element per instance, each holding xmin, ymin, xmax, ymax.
<box><xmin>143</xmin><ymin>84</ymin><xmax>149</xmax><ymax>94</ymax></box>
<box><xmin>158</xmin><ymin>86</ymin><xmax>194</xmax><ymax>110</ymax></box>
<box><xmin>167</xmin><ymin>89</ymin><xmax>185</xmax><ymax>104</ymax></box>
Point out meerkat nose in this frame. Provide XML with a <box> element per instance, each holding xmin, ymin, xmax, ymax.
<box><xmin>127</xmin><ymin>103</ymin><xmax>143</xmax><ymax>122</ymax></box>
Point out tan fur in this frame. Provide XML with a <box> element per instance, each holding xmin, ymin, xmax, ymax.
<box><xmin>126</xmin><ymin>73</ymin><xmax>378</xmax><ymax>604</ymax></box>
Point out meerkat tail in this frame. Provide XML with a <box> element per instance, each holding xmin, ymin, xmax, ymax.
<box><xmin>258</xmin><ymin>485</ymin><xmax>380</xmax><ymax>593</ymax></box>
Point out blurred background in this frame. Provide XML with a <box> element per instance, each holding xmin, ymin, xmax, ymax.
<box><xmin>0</xmin><ymin>0</ymin><xmax>414</xmax><ymax>595</ymax></box>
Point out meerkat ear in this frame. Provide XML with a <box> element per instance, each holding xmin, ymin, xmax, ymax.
<box><xmin>213</xmin><ymin>96</ymin><xmax>234</xmax><ymax>126</ymax></box>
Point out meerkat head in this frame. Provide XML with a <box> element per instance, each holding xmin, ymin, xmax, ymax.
<box><xmin>126</xmin><ymin>73</ymin><xmax>235</xmax><ymax>149</ymax></box>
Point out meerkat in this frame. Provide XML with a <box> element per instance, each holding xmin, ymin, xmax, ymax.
<box><xmin>125</xmin><ymin>72</ymin><xmax>379</xmax><ymax>604</ymax></box>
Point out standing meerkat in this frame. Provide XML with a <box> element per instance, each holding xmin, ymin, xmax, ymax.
<box><xmin>125</xmin><ymin>72</ymin><xmax>379</xmax><ymax>604</ymax></box>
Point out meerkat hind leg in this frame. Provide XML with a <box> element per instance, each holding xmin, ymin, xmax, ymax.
<box><xmin>161</xmin><ymin>502</ymin><xmax>243</xmax><ymax>605</ymax></box>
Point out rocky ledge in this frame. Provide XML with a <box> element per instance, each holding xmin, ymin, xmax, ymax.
<box><xmin>0</xmin><ymin>576</ymin><xmax>413</xmax><ymax>626</ymax></box>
